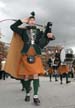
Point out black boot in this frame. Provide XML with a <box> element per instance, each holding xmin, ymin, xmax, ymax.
<box><xmin>55</xmin><ymin>79</ymin><xmax>58</xmax><ymax>82</ymax></box>
<box><xmin>33</xmin><ymin>98</ymin><xmax>40</xmax><ymax>106</ymax></box>
<box><xmin>66</xmin><ymin>81</ymin><xmax>71</xmax><ymax>84</ymax></box>
<box><xmin>60</xmin><ymin>81</ymin><xmax>63</xmax><ymax>84</ymax></box>
<box><xmin>55</xmin><ymin>74</ymin><xmax>58</xmax><ymax>82</ymax></box>
<box><xmin>66</xmin><ymin>73</ymin><xmax>71</xmax><ymax>84</ymax></box>
<box><xmin>60</xmin><ymin>75</ymin><xmax>63</xmax><ymax>84</ymax></box>
<box><xmin>49</xmin><ymin>74</ymin><xmax>52</xmax><ymax>82</ymax></box>
<box><xmin>25</xmin><ymin>96</ymin><xmax>30</xmax><ymax>102</ymax></box>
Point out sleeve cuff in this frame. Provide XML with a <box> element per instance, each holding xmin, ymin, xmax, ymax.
<box><xmin>16</xmin><ymin>19</ymin><xmax>23</xmax><ymax>25</ymax></box>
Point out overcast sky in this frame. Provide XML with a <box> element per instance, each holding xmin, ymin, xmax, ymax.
<box><xmin>0</xmin><ymin>0</ymin><xmax>75</xmax><ymax>50</ymax></box>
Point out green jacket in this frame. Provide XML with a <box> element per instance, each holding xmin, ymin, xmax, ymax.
<box><xmin>10</xmin><ymin>20</ymin><xmax>53</xmax><ymax>55</ymax></box>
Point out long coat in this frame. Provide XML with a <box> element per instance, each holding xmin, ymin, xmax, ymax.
<box><xmin>4</xmin><ymin>20</ymin><xmax>54</xmax><ymax>79</ymax></box>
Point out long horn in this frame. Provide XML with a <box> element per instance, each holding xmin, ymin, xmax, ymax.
<box><xmin>0</xmin><ymin>19</ymin><xmax>17</xmax><ymax>23</ymax></box>
<box><xmin>0</xmin><ymin>19</ymin><xmax>52</xmax><ymax>28</ymax></box>
<box><xmin>0</xmin><ymin>19</ymin><xmax>46</xmax><ymax>28</ymax></box>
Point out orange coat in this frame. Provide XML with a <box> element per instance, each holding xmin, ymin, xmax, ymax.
<box><xmin>48</xmin><ymin>67</ymin><xmax>54</xmax><ymax>74</ymax></box>
<box><xmin>58</xmin><ymin>65</ymin><xmax>69</xmax><ymax>74</ymax></box>
<box><xmin>4</xmin><ymin>32</ymin><xmax>45</xmax><ymax>79</ymax></box>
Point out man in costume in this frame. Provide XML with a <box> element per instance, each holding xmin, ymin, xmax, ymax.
<box><xmin>58</xmin><ymin>62</ymin><xmax>71</xmax><ymax>84</ymax></box>
<box><xmin>47</xmin><ymin>56</ymin><xmax>53</xmax><ymax>82</ymax></box>
<box><xmin>58</xmin><ymin>48</ymin><xmax>71</xmax><ymax>84</ymax></box>
<box><xmin>5</xmin><ymin>12</ymin><xmax>55</xmax><ymax>105</ymax></box>
<box><xmin>53</xmin><ymin>56</ymin><xmax>60</xmax><ymax>81</ymax></box>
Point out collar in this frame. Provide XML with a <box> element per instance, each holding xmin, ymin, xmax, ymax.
<box><xmin>26</xmin><ymin>26</ymin><xmax>36</xmax><ymax>30</ymax></box>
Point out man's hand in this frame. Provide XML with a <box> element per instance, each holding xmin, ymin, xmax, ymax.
<box><xmin>47</xmin><ymin>33</ymin><xmax>53</xmax><ymax>38</ymax></box>
<box><xmin>47</xmin><ymin>33</ymin><xmax>55</xmax><ymax>40</ymax></box>
<box><xmin>21</xmin><ymin>18</ymin><xmax>29</xmax><ymax>23</ymax></box>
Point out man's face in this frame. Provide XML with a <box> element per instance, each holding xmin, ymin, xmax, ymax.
<box><xmin>28</xmin><ymin>18</ymin><xmax>36</xmax><ymax>26</ymax></box>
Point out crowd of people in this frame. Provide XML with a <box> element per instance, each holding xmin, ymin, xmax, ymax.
<box><xmin>47</xmin><ymin>52</ymin><xmax>75</xmax><ymax>84</ymax></box>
